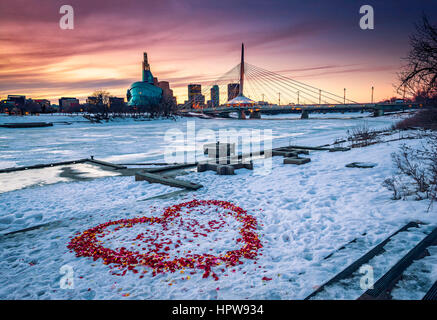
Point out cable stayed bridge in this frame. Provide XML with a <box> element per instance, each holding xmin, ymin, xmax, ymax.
<box><xmin>180</xmin><ymin>43</ymin><xmax>420</xmax><ymax>119</ymax></box>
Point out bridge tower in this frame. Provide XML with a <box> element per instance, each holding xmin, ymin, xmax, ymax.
<box><xmin>239</xmin><ymin>43</ymin><xmax>244</xmax><ymax>96</ymax></box>
<box><xmin>226</xmin><ymin>43</ymin><xmax>259</xmax><ymax>118</ymax></box>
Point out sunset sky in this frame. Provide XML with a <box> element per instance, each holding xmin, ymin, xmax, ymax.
<box><xmin>1</xmin><ymin>0</ymin><xmax>436</xmax><ymax>104</ymax></box>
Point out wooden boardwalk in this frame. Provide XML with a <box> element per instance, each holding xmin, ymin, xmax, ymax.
<box><xmin>305</xmin><ymin>222</ymin><xmax>421</xmax><ymax>300</ymax></box>
<box><xmin>0</xmin><ymin>157</ymin><xmax>128</xmax><ymax>174</ymax></box>
<box><xmin>135</xmin><ymin>171</ymin><xmax>202</xmax><ymax>190</ymax></box>
<box><xmin>0</xmin><ymin>122</ymin><xmax>53</xmax><ymax>128</ymax></box>
<box><xmin>359</xmin><ymin>225</ymin><xmax>437</xmax><ymax>300</ymax></box>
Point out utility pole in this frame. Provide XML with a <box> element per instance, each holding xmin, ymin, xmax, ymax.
<box><xmin>402</xmin><ymin>85</ymin><xmax>406</xmax><ymax>100</ymax></box>
<box><xmin>319</xmin><ymin>89</ymin><xmax>321</xmax><ymax>105</ymax></box>
<box><xmin>344</xmin><ymin>88</ymin><xmax>346</xmax><ymax>104</ymax></box>
<box><xmin>262</xmin><ymin>93</ymin><xmax>264</xmax><ymax>102</ymax></box>
<box><xmin>297</xmin><ymin>91</ymin><xmax>300</xmax><ymax>105</ymax></box>
<box><xmin>371</xmin><ymin>86</ymin><xmax>374</xmax><ymax>104</ymax></box>
<box><xmin>278</xmin><ymin>92</ymin><xmax>281</xmax><ymax>106</ymax></box>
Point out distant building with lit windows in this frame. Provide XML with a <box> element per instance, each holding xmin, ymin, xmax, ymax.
<box><xmin>188</xmin><ymin>84</ymin><xmax>205</xmax><ymax>108</ymax></box>
<box><xmin>211</xmin><ymin>85</ymin><xmax>219</xmax><ymax>107</ymax></box>
<box><xmin>227</xmin><ymin>83</ymin><xmax>239</xmax><ymax>101</ymax></box>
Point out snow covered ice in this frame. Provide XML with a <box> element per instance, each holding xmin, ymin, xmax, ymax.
<box><xmin>0</xmin><ymin>113</ymin><xmax>436</xmax><ymax>300</ymax></box>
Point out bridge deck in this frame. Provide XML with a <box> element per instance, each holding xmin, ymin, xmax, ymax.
<box><xmin>181</xmin><ymin>103</ymin><xmax>419</xmax><ymax>115</ymax></box>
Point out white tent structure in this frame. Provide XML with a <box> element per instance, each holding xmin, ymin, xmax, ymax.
<box><xmin>227</xmin><ymin>95</ymin><xmax>256</xmax><ymax>107</ymax></box>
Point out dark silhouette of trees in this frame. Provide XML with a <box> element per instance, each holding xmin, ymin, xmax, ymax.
<box><xmin>89</xmin><ymin>90</ymin><xmax>111</xmax><ymax>116</ymax></box>
<box><xmin>91</xmin><ymin>90</ymin><xmax>110</xmax><ymax>106</ymax></box>
<box><xmin>158</xmin><ymin>95</ymin><xmax>177</xmax><ymax>117</ymax></box>
<box><xmin>398</xmin><ymin>15</ymin><xmax>437</xmax><ymax>106</ymax></box>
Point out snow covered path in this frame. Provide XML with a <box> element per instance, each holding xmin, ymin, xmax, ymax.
<box><xmin>0</xmin><ymin>113</ymin><xmax>436</xmax><ymax>299</ymax></box>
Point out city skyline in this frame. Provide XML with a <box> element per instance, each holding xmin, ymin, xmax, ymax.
<box><xmin>1</xmin><ymin>0</ymin><xmax>436</xmax><ymax>104</ymax></box>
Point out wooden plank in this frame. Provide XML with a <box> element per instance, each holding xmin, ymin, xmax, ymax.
<box><xmin>284</xmin><ymin>157</ymin><xmax>311</xmax><ymax>165</ymax></box>
<box><xmin>289</xmin><ymin>149</ymin><xmax>310</xmax><ymax>155</ymax></box>
<box><xmin>86</xmin><ymin>159</ymin><xmax>127</xmax><ymax>170</ymax></box>
<box><xmin>197</xmin><ymin>161</ymin><xmax>253</xmax><ymax>174</ymax></box>
<box><xmin>287</xmin><ymin>145</ymin><xmax>330</xmax><ymax>151</ymax></box>
<box><xmin>0</xmin><ymin>159</ymin><xmax>88</xmax><ymax>173</ymax></box>
<box><xmin>144</xmin><ymin>163</ymin><xmax>197</xmax><ymax>173</ymax></box>
<box><xmin>272</xmin><ymin>150</ymin><xmax>298</xmax><ymax>157</ymax></box>
<box><xmin>359</xmin><ymin>226</ymin><xmax>437</xmax><ymax>300</ymax></box>
<box><xmin>135</xmin><ymin>171</ymin><xmax>202</xmax><ymax>190</ymax></box>
<box><xmin>117</xmin><ymin>162</ymin><xmax>191</xmax><ymax>166</ymax></box>
<box><xmin>422</xmin><ymin>281</ymin><xmax>437</xmax><ymax>300</ymax></box>
<box><xmin>329</xmin><ymin>147</ymin><xmax>351</xmax><ymax>152</ymax></box>
<box><xmin>304</xmin><ymin>221</ymin><xmax>420</xmax><ymax>300</ymax></box>
<box><xmin>0</xmin><ymin>122</ymin><xmax>53</xmax><ymax>128</ymax></box>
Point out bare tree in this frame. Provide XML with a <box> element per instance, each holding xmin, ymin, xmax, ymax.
<box><xmin>91</xmin><ymin>89</ymin><xmax>110</xmax><ymax>105</ymax></box>
<box><xmin>383</xmin><ymin>134</ymin><xmax>437</xmax><ymax>209</ymax></box>
<box><xmin>91</xmin><ymin>89</ymin><xmax>111</xmax><ymax>116</ymax></box>
<box><xmin>398</xmin><ymin>15</ymin><xmax>437</xmax><ymax>100</ymax></box>
<box><xmin>159</xmin><ymin>95</ymin><xmax>177</xmax><ymax>117</ymax></box>
<box><xmin>392</xmin><ymin>145</ymin><xmax>429</xmax><ymax>196</ymax></box>
<box><xmin>346</xmin><ymin>122</ymin><xmax>379</xmax><ymax>148</ymax></box>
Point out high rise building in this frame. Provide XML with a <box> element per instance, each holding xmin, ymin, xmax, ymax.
<box><xmin>227</xmin><ymin>83</ymin><xmax>240</xmax><ymax>101</ymax></box>
<box><xmin>211</xmin><ymin>85</ymin><xmax>219</xmax><ymax>107</ymax></box>
<box><xmin>158</xmin><ymin>81</ymin><xmax>175</xmax><ymax>102</ymax></box>
<box><xmin>188</xmin><ymin>84</ymin><xmax>204</xmax><ymax>108</ymax></box>
<box><xmin>188</xmin><ymin>84</ymin><xmax>201</xmax><ymax>100</ymax></box>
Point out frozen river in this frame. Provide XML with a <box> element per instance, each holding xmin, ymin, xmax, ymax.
<box><xmin>0</xmin><ymin>112</ymin><xmax>399</xmax><ymax>169</ymax></box>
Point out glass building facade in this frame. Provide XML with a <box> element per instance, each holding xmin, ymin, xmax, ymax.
<box><xmin>127</xmin><ymin>52</ymin><xmax>163</xmax><ymax>108</ymax></box>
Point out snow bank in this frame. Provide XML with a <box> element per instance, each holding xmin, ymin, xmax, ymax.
<box><xmin>0</xmin><ymin>113</ymin><xmax>435</xmax><ymax>300</ymax></box>
<box><xmin>0</xmin><ymin>134</ymin><xmax>435</xmax><ymax>299</ymax></box>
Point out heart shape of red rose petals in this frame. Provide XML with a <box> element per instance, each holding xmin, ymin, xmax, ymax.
<box><xmin>67</xmin><ymin>200</ymin><xmax>262</xmax><ymax>279</ymax></box>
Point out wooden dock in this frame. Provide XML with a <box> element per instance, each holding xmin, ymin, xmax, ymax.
<box><xmin>359</xmin><ymin>225</ymin><xmax>437</xmax><ymax>300</ymax></box>
<box><xmin>143</xmin><ymin>163</ymin><xmax>197</xmax><ymax>173</ymax></box>
<box><xmin>135</xmin><ymin>171</ymin><xmax>203</xmax><ymax>190</ymax></box>
<box><xmin>423</xmin><ymin>281</ymin><xmax>437</xmax><ymax>300</ymax></box>
<box><xmin>0</xmin><ymin>159</ymin><xmax>89</xmax><ymax>173</ymax></box>
<box><xmin>87</xmin><ymin>158</ymin><xmax>127</xmax><ymax>170</ymax></box>
<box><xmin>283</xmin><ymin>157</ymin><xmax>311</xmax><ymax>165</ymax></box>
<box><xmin>0</xmin><ymin>122</ymin><xmax>53</xmax><ymax>128</ymax></box>
<box><xmin>0</xmin><ymin>157</ymin><xmax>128</xmax><ymax>174</ymax></box>
<box><xmin>197</xmin><ymin>158</ymin><xmax>253</xmax><ymax>175</ymax></box>
<box><xmin>304</xmin><ymin>221</ymin><xmax>421</xmax><ymax>300</ymax></box>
